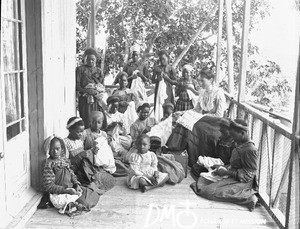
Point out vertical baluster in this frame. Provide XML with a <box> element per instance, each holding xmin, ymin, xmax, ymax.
<box><xmin>258</xmin><ymin>123</ymin><xmax>270</xmax><ymax>202</ymax></box>
<box><xmin>270</xmin><ymin>132</ymin><xmax>284</xmax><ymax>208</ymax></box>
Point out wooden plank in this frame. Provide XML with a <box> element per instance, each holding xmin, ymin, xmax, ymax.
<box><xmin>215</xmin><ymin>0</ymin><xmax>224</xmax><ymax>84</ymax></box>
<box><xmin>25</xmin><ymin>174</ymin><xmax>278</xmax><ymax>228</ymax></box>
<box><xmin>225</xmin><ymin>0</ymin><xmax>234</xmax><ymax>94</ymax></box>
<box><xmin>237</xmin><ymin>0</ymin><xmax>251</xmax><ymax>103</ymax></box>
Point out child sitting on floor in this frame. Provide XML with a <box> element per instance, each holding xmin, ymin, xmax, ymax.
<box><xmin>83</xmin><ymin>111</ymin><xmax>116</xmax><ymax>174</ymax></box>
<box><xmin>130</xmin><ymin>103</ymin><xmax>157</xmax><ymax>145</ymax></box>
<box><xmin>127</xmin><ymin>134</ymin><xmax>169</xmax><ymax>192</ymax></box>
<box><xmin>64</xmin><ymin>116</ymin><xmax>115</xmax><ymax>192</ymax></box>
<box><xmin>42</xmin><ymin>136</ymin><xmax>100</xmax><ymax>212</ymax></box>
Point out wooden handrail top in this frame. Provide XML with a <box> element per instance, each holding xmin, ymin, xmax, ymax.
<box><xmin>225</xmin><ymin>93</ymin><xmax>294</xmax><ymax>139</ymax></box>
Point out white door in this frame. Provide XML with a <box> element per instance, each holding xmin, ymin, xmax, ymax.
<box><xmin>0</xmin><ymin>0</ymin><xmax>32</xmax><ymax>225</ymax></box>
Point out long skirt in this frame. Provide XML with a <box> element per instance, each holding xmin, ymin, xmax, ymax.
<box><xmin>78</xmin><ymin>96</ymin><xmax>104</xmax><ymax>128</ymax></box>
<box><xmin>190</xmin><ymin>176</ymin><xmax>257</xmax><ymax>206</ymax></box>
<box><xmin>52</xmin><ymin>165</ymin><xmax>100</xmax><ymax>209</ymax></box>
<box><xmin>71</xmin><ymin>155</ymin><xmax>115</xmax><ymax>192</ymax></box>
<box><xmin>166</xmin><ymin>116</ymin><xmax>223</xmax><ymax>167</ymax></box>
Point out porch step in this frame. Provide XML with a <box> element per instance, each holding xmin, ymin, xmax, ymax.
<box><xmin>7</xmin><ymin>192</ymin><xmax>42</xmax><ymax>229</ymax></box>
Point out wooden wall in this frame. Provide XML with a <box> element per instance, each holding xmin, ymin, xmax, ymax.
<box><xmin>26</xmin><ymin>0</ymin><xmax>76</xmax><ymax>190</ymax></box>
<box><xmin>41</xmin><ymin>0</ymin><xmax>77</xmax><ymax>138</ymax></box>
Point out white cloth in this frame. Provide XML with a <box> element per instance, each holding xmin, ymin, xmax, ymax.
<box><xmin>50</xmin><ymin>193</ymin><xmax>81</xmax><ymax>214</ymax></box>
<box><xmin>94</xmin><ymin>136</ymin><xmax>116</xmax><ymax>174</ymax></box>
<box><xmin>197</xmin><ymin>156</ymin><xmax>224</xmax><ymax>170</ymax></box>
<box><xmin>123</xmin><ymin>101</ymin><xmax>139</xmax><ymax>134</ymax></box>
<box><xmin>131</xmin><ymin>76</ymin><xmax>148</xmax><ymax>103</ymax></box>
<box><xmin>176</xmin><ymin>109</ymin><xmax>205</xmax><ymax>131</ymax></box>
<box><xmin>154</xmin><ymin>79</ymin><xmax>167</xmax><ymax>122</ymax></box>
<box><xmin>186</xmin><ymin>89</ymin><xmax>198</xmax><ymax>107</ymax></box>
<box><xmin>147</xmin><ymin>115</ymin><xmax>173</xmax><ymax>146</ymax></box>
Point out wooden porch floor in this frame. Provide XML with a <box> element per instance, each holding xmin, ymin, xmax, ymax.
<box><xmin>25</xmin><ymin>173</ymin><xmax>278</xmax><ymax>229</ymax></box>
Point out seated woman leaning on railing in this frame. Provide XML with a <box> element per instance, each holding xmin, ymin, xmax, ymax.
<box><xmin>166</xmin><ymin>68</ymin><xmax>227</xmax><ymax>167</ymax></box>
<box><xmin>190</xmin><ymin>119</ymin><xmax>259</xmax><ymax>212</ymax></box>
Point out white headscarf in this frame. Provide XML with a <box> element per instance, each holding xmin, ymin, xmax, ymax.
<box><xmin>182</xmin><ymin>64</ymin><xmax>193</xmax><ymax>72</ymax></box>
<box><xmin>130</xmin><ymin>44</ymin><xmax>141</xmax><ymax>54</ymax></box>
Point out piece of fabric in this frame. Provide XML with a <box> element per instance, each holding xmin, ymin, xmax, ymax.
<box><xmin>147</xmin><ymin>115</ymin><xmax>172</xmax><ymax>146</ymax></box>
<box><xmin>65</xmin><ymin>136</ymin><xmax>115</xmax><ymax>192</ymax></box>
<box><xmin>167</xmin><ymin>116</ymin><xmax>224</xmax><ymax>167</ymax></box>
<box><xmin>190</xmin><ymin>141</ymin><xmax>258</xmax><ymax>206</ymax></box>
<box><xmin>157</xmin><ymin>154</ymin><xmax>185</xmax><ymax>184</ymax></box>
<box><xmin>152</xmin><ymin>64</ymin><xmax>177</xmax><ymax>106</ymax></box>
<box><xmin>93</xmin><ymin>135</ymin><xmax>116</xmax><ymax>174</ymax></box>
<box><xmin>197</xmin><ymin>156</ymin><xmax>224</xmax><ymax>171</ymax></box>
<box><xmin>176</xmin><ymin>109</ymin><xmax>205</xmax><ymax>131</ymax></box>
<box><xmin>131</xmin><ymin>76</ymin><xmax>148</xmax><ymax>103</ymax></box>
<box><xmin>154</xmin><ymin>79</ymin><xmax>168</xmax><ymax>122</ymax></box>
<box><xmin>123</xmin><ymin>101</ymin><xmax>139</xmax><ymax>134</ymax></box>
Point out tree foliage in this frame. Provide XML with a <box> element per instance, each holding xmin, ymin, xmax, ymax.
<box><xmin>76</xmin><ymin>0</ymin><xmax>292</xmax><ymax>109</ymax></box>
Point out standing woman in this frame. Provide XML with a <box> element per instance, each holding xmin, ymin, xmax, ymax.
<box><xmin>114</xmin><ymin>44</ymin><xmax>149</xmax><ymax>88</ymax></box>
<box><xmin>152</xmin><ymin>50</ymin><xmax>178</xmax><ymax>106</ymax></box>
<box><xmin>76</xmin><ymin>48</ymin><xmax>104</xmax><ymax>127</ymax></box>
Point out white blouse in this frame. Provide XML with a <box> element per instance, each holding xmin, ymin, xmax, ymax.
<box><xmin>195</xmin><ymin>86</ymin><xmax>226</xmax><ymax>117</ymax></box>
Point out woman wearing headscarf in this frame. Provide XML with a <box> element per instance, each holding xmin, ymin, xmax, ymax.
<box><xmin>76</xmin><ymin>48</ymin><xmax>105</xmax><ymax>128</ymax></box>
<box><xmin>175</xmin><ymin>64</ymin><xmax>199</xmax><ymax>111</ymax></box>
<box><xmin>190</xmin><ymin>119</ymin><xmax>259</xmax><ymax>212</ymax></box>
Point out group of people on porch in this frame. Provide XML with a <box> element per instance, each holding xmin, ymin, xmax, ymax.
<box><xmin>39</xmin><ymin>45</ymin><xmax>259</xmax><ymax>216</ymax></box>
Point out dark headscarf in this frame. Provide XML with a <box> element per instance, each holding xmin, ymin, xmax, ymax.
<box><xmin>84</xmin><ymin>48</ymin><xmax>98</xmax><ymax>57</ymax></box>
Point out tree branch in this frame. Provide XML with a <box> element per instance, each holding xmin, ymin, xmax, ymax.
<box><xmin>172</xmin><ymin>4</ymin><xmax>218</xmax><ymax>68</ymax></box>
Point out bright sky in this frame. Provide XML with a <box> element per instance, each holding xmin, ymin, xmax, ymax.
<box><xmin>250</xmin><ymin>0</ymin><xmax>300</xmax><ymax>82</ymax></box>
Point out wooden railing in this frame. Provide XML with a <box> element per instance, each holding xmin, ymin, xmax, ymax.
<box><xmin>225</xmin><ymin>93</ymin><xmax>299</xmax><ymax>229</ymax></box>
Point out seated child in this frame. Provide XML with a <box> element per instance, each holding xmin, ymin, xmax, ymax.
<box><xmin>83</xmin><ymin>111</ymin><xmax>116</xmax><ymax>174</ymax></box>
<box><xmin>105</xmin><ymin>96</ymin><xmax>132</xmax><ymax>159</ymax></box>
<box><xmin>130</xmin><ymin>103</ymin><xmax>157</xmax><ymax>145</ymax></box>
<box><xmin>64</xmin><ymin>116</ymin><xmax>115</xmax><ymax>192</ymax></box>
<box><xmin>42</xmin><ymin>136</ymin><xmax>100</xmax><ymax>211</ymax></box>
<box><xmin>127</xmin><ymin>134</ymin><xmax>169</xmax><ymax>192</ymax></box>
<box><xmin>191</xmin><ymin>118</ymin><xmax>236</xmax><ymax>179</ymax></box>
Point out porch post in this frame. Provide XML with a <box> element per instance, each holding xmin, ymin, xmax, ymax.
<box><xmin>237</xmin><ymin>0</ymin><xmax>251</xmax><ymax>103</ymax></box>
<box><xmin>225</xmin><ymin>0</ymin><xmax>234</xmax><ymax>94</ymax></box>
<box><xmin>286</xmin><ymin>43</ymin><xmax>300</xmax><ymax>229</ymax></box>
<box><xmin>91</xmin><ymin>0</ymin><xmax>96</xmax><ymax>48</ymax></box>
<box><xmin>216</xmin><ymin>0</ymin><xmax>224</xmax><ymax>85</ymax></box>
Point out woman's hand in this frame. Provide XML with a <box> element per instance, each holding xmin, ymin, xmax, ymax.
<box><xmin>150</xmin><ymin>176</ymin><xmax>158</xmax><ymax>186</ymax></box>
<box><xmin>143</xmin><ymin>126</ymin><xmax>151</xmax><ymax>133</ymax></box>
<box><xmin>74</xmin><ymin>184</ymin><xmax>83</xmax><ymax>194</ymax></box>
<box><xmin>237</xmin><ymin>170</ymin><xmax>252</xmax><ymax>183</ymax></box>
<box><xmin>92</xmin><ymin>147</ymin><xmax>99</xmax><ymax>155</ymax></box>
<box><xmin>213</xmin><ymin>166</ymin><xmax>228</xmax><ymax>176</ymax></box>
